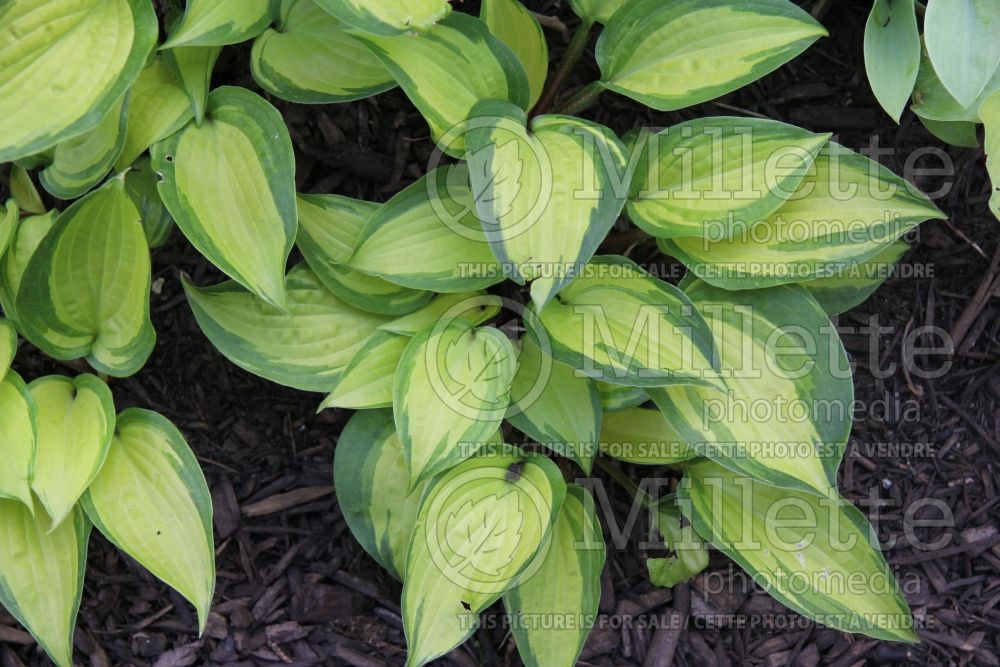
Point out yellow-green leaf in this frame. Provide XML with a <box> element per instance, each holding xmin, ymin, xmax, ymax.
<box><xmin>481</xmin><ymin>0</ymin><xmax>548</xmax><ymax>107</ymax></box>
<box><xmin>0</xmin><ymin>212</ymin><xmax>57</xmax><ymax>324</ymax></box>
<box><xmin>646</xmin><ymin>500</ymin><xmax>708</xmax><ymax>588</ymax></box>
<box><xmin>569</xmin><ymin>0</ymin><xmax>627</xmax><ymax>24</ymax></box>
<box><xmin>863</xmin><ymin>0</ymin><xmax>920</xmax><ymax>122</ymax></box>
<box><xmin>153</xmin><ymin>86</ymin><xmax>297</xmax><ymax>309</ymax></box>
<box><xmin>321</xmin><ymin>330</ymin><xmax>407</xmax><ymax>410</ymax></box>
<box><xmin>162</xmin><ymin>0</ymin><xmax>271</xmax><ymax>48</ymax></box>
<box><xmin>162</xmin><ymin>45</ymin><xmax>222</xmax><ymax>125</ymax></box>
<box><xmin>0</xmin><ymin>200</ymin><xmax>17</xmax><ymax>262</ymax></box>
<box><xmin>982</xmin><ymin>89</ymin><xmax>1000</xmax><ymax>221</ymax></box>
<box><xmin>184</xmin><ymin>263</ymin><xmax>391</xmax><ymax>392</ymax></box>
<box><xmin>380</xmin><ymin>292</ymin><xmax>502</xmax><ymax>336</ymax></box>
<box><xmin>395</xmin><ymin>319</ymin><xmax>517</xmax><ymax>488</ymax></box>
<box><xmin>116</xmin><ymin>58</ymin><xmax>195</xmax><ymax>171</ymax></box>
<box><xmin>0</xmin><ymin>0</ymin><xmax>157</xmax><ymax>163</ymax></box>
<box><xmin>504</xmin><ymin>485</ymin><xmax>605</xmax><ymax>667</ymax></box>
<box><xmin>334</xmin><ymin>410</ymin><xmax>428</xmax><ymax>580</ymax></box>
<box><xmin>252</xmin><ymin>0</ymin><xmax>395</xmax><ymax>104</ymax></box>
<box><xmin>0</xmin><ymin>319</ymin><xmax>14</xmax><ymax>379</ymax></box>
<box><xmin>803</xmin><ymin>241</ymin><xmax>909</xmax><ymax>316</ymax></box>
<box><xmin>596</xmin><ymin>0</ymin><xmax>826</xmax><ymax>111</ymax></box>
<box><xmin>0</xmin><ymin>500</ymin><xmax>90</xmax><ymax>667</ymax></box>
<box><xmin>81</xmin><ymin>409</ymin><xmax>215</xmax><ymax>632</ymax></box>
<box><xmin>9</xmin><ymin>168</ymin><xmax>46</xmax><ymax>215</ymax></box>
<box><xmin>403</xmin><ymin>446</ymin><xmax>566</xmax><ymax>667</ymax></box>
<box><xmin>596</xmin><ymin>380</ymin><xmax>647</xmax><ymax>412</ymax></box>
<box><xmin>314</xmin><ymin>0</ymin><xmax>451</xmax><ymax>36</ymax></box>
<box><xmin>125</xmin><ymin>157</ymin><xmax>175</xmax><ymax>248</ymax></box>
<box><xmin>680</xmin><ymin>459</ymin><xmax>918</xmax><ymax>642</ymax></box>
<box><xmin>599</xmin><ymin>407</ymin><xmax>695</xmax><ymax>465</ymax></box>
<box><xmin>0</xmin><ymin>371</ymin><xmax>36</xmax><ymax>509</ymax></box>
<box><xmin>28</xmin><ymin>374</ymin><xmax>115</xmax><ymax>529</ymax></box>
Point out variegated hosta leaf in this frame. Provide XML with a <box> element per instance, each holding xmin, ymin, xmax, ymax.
<box><xmin>466</xmin><ymin>100</ymin><xmax>629</xmax><ymax>309</ymax></box>
<box><xmin>599</xmin><ymin>407</ymin><xmax>695</xmax><ymax>465</ymax></box>
<box><xmin>0</xmin><ymin>200</ymin><xmax>17</xmax><ymax>261</ymax></box>
<box><xmin>569</xmin><ymin>0</ymin><xmax>628</xmax><ymax>24</ymax></box>
<box><xmin>863</xmin><ymin>0</ymin><xmax>920</xmax><ymax>122</ymax></box>
<box><xmin>125</xmin><ymin>157</ymin><xmax>175</xmax><ymax>249</ymax></box>
<box><xmin>912</xmin><ymin>50</ymin><xmax>1000</xmax><ymax>123</ymax></box>
<box><xmin>0</xmin><ymin>0</ymin><xmax>157</xmax><ymax>163</ymax></box>
<box><xmin>507</xmin><ymin>333</ymin><xmax>602</xmax><ymax>473</ymax></box>
<box><xmin>982</xmin><ymin>90</ymin><xmax>1000</xmax><ymax>221</ymax></box>
<box><xmin>919</xmin><ymin>117</ymin><xmax>981</xmax><ymax>148</ymax></box>
<box><xmin>184</xmin><ymin>263</ymin><xmax>392</xmax><ymax>393</ymax></box>
<box><xmin>115</xmin><ymin>58</ymin><xmax>194</xmax><ymax>171</ymax></box>
<box><xmin>628</xmin><ymin>118</ymin><xmax>829</xmax><ymax>239</ymax></box>
<box><xmin>162</xmin><ymin>45</ymin><xmax>222</xmax><ymax>125</ymax></box>
<box><xmin>314</xmin><ymin>0</ymin><xmax>451</xmax><ymax>36</ymax></box>
<box><xmin>395</xmin><ymin>319</ymin><xmax>517</xmax><ymax>488</ymax></box>
<box><xmin>595</xmin><ymin>0</ymin><xmax>827</xmax><ymax>111</ymax></box>
<box><xmin>403</xmin><ymin>446</ymin><xmax>566</xmax><ymax>667</ymax></box>
<box><xmin>380</xmin><ymin>292</ymin><xmax>502</xmax><ymax>336</ymax></box>
<box><xmin>29</xmin><ymin>374</ymin><xmax>115</xmax><ymax>528</ymax></box>
<box><xmin>803</xmin><ymin>241</ymin><xmax>909</xmax><ymax>316</ymax></box>
<box><xmin>81</xmin><ymin>409</ymin><xmax>215</xmax><ymax>632</ymax></box>
<box><xmin>0</xmin><ymin>212</ymin><xmax>57</xmax><ymax>323</ymax></box>
<box><xmin>0</xmin><ymin>319</ymin><xmax>15</xmax><ymax>379</ymax></box>
<box><xmin>649</xmin><ymin>280</ymin><xmax>851</xmax><ymax>496</ymax></box>
<box><xmin>504</xmin><ymin>485</ymin><xmax>605</xmax><ymax>667</ymax></box>
<box><xmin>481</xmin><ymin>0</ymin><xmax>548</xmax><ymax>107</ymax></box>
<box><xmin>162</xmin><ymin>0</ymin><xmax>271</xmax><ymax>48</ymax></box>
<box><xmin>153</xmin><ymin>86</ymin><xmax>297</xmax><ymax>309</ymax></box>
<box><xmin>39</xmin><ymin>95</ymin><xmax>129</xmax><ymax>201</ymax></box>
<box><xmin>660</xmin><ymin>143</ymin><xmax>943</xmax><ymax>290</ymax></box>
<box><xmin>321</xmin><ymin>330</ymin><xmax>408</xmax><ymax>410</ymax></box>
<box><xmin>0</xmin><ymin>500</ymin><xmax>90</xmax><ymax>667</ymax></box>
<box><xmin>646</xmin><ymin>501</ymin><xmax>708</xmax><ymax>588</ymax></box>
<box><xmin>252</xmin><ymin>0</ymin><xmax>395</xmax><ymax>104</ymax></box>
<box><xmin>349</xmin><ymin>166</ymin><xmax>504</xmax><ymax>293</ymax></box>
<box><xmin>0</xmin><ymin>371</ymin><xmax>36</xmax><ymax>509</ymax></box>
<box><xmin>680</xmin><ymin>459</ymin><xmax>918</xmax><ymax>642</ymax></box>
<box><xmin>355</xmin><ymin>13</ymin><xmax>529</xmax><ymax>155</ymax></box>
<box><xmin>17</xmin><ymin>178</ymin><xmax>155</xmax><ymax>376</ymax></box>
<box><xmin>596</xmin><ymin>381</ymin><xmax>647</xmax><ymax>412</ymax></box>
<box><xmin>9</xmin><ymin>168</ymin><xmax>45</xmax><ymax>215</ymax></box>
<box><xmin>537</xmin><ymin>256</ymin><xmax>719</xmax><ymax>388</ymax></box>
<box><xmin>334</xmin><ymin>410</ymin><xmax>428</xmax><ymax>580</ymax></box>
<box><xmin>924</xmin><ymin>0</ymin><xmax>1000</xmax><ymax>108</ymax></box>
<box><xmin>297</xmin><ymin>194</ymin><xmax>431</xmax><ymax>315</ymax></box>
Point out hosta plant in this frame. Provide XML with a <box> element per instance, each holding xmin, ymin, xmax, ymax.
<box><xmin>0</xmin><ymin>0</ymin><xmax>948</xmax><ymax>665</ymax></box>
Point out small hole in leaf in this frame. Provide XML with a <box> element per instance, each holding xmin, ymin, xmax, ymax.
<box><xmin>460</xmin><ymin>601</ymin><xmax>471</xmax><ymax>611</ymax></box>
<box><xmin>164</xmin><ymin>155</ymin><xmax>174</xmax><ymax>163</ymax></box>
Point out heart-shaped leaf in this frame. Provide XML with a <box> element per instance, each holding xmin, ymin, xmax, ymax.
<box><xmin>0</xmin><ymin>370</ymin><xmax>36</xmax><ymax>509</ymax></box>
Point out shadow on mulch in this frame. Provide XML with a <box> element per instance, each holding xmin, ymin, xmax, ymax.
<box><xmin>4</xmin><ymin>1</ymin><xmax>1000</xmax><ymax>665</ymax></box>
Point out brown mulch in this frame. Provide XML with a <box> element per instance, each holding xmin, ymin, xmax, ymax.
<box><xmin>4</xmin><ymin>1</ymin><xmax>1000</xmax><ymax>666</ymax></box>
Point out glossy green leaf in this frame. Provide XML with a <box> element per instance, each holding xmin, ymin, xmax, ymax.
<box><xmin>680</xmin><ymin>459</ymin><xmax>918</xmax><ymax>642</ymax></box>
<box><xmin>507</xmin><ymin>333</ymin><xmax>602</xmax><ymax>473</ymax></box>
<box><xmin>29</xmin><ymin>374</ymin><xmax>115</xmax><ymax>529</ymax></box>
<box><xmin>481</xmin><ymin>0</ymin><xmax>548</xmax><ymax>107</ymax></box>
<box><xmin>982</xmin><ymin>90</ymin><xmax>1000</xmax><ymax>221</ymax></box>
<box><xmin>649</xmin><ymin>280</ymin><xmax>851</xmax><ymax>496</ymax></box>
<box><xmin>9</xmin><ymin>168</ymin><xmax>46</xmax><ymax>215</ymax></box>
<box><xmin>162</xmin><ymin>0</ymin><xmax>271</xmax><ymax>48</ymax></box>
<box><xmin>321</xmin><ymin>330</ymin><xmax>408</xmax><ymax>410</ymax></box>
<box><xmin>803</xmin><ymin>241</ymin><xmax>909</xmax><ymax>316</ymax></box>
<box><xmin>349</xmin><ymin>166</ymin><xmax>504</xmax><ymax>293</ymax></box>
<box><xmin>162</xmin><ymin>45</ymin><xmax>222</xmax><ymax>125</ymax></box>
<box><xmin>912</xmin><ymin>50</ymin><xmax>1000</xmax><ymax>123</ymax></box>
<box><xmin>395</xmin><ymin>319</ymin><xmax>517</xmax><ymax>488</ymax></box>
<box><xmin>0</xmin><ymin>0</ymin><xmax>157</xmax><ymax>163</ymax></box>
<box><xmin>0</xmin><ymin>200</ymin><xmax>17</xmax><ymax>262</ymax></box>
<box><xmin>0</xmin><ymin>371</ymin><xmax>36</xmax><ymax>509</ymax></box>
<box><xmin>314</xmin><ymin>0</ymin><xmax>451</xmax><ymax>36</ymax></box>
<box><xmin>334</xmin><ymin>410</ymin><xmax>428</xmax><ymax>580</ymax></box>
<box><xmin>863</xmin><ymin>0</ymin><xmax>920</xmax><ymax>122</ymax></box>
<box><xmin>115</xmin><ymin>58</ymin><xmax>194</xmax><ymax>171</ymax></box>
<box><xmin>646</xmin><ymin>501</ymin><xmax>708</xmax><ymax>588</ymax></box>
<box><xmin>596</xmin><ymin>0</ymin><xmax>826</xmax><ymax>111</ymax></box>
<box><xmin>252</xmin><ymin>0</ymin><xmax>395</xmax><ymax>104</ymax></box>
<box><xmin>39</xmin><ymin>94</ymin><xmax>129</xmax><ymax>200</ymax></box>
<box><xmin>504</xmin><ymin>485</ymin><xmax>605</xmax><ymax>667</ymax></box>
<box><xmin>466</xmin><ymin>100</ymin><xmax>629</xmax><ymax>308</ymax></box>
<box><xmin>537</xmin><ymin>256</ymin><xmax>719</xmax><ymax>388</ymax></box>
<box><xmin>17</xmin><ymin>179</ymin><xmax>154</xmax><ymax>376</ymax></box>
<box><xmin>599</xmin><ymin>407</ymin><xmax>695</xmax><ymax>465</ymax></box>
<box><xmin>0</xmin><ymin>500</ymin><xmax>90</xmax><ymax>667</ymax></box>
<box><xmin>81</xmin><ymin>409</ymin><xmax>215</xmax><ymax>632</ymax></box>
<box><xmin>380</xmin><ymin>292</ymin><xmax>502</xmax><ymax>336</ymax></box>
<box><xmin>661</xmin><ymin>143</ymin><xmax>943</xmax><ymax>289</ymax></box>
<box><xmin>355</xmin><ymin>13</ymin><xmax>530</xmax><ymax>154</ymax></box>
<box><xmin>153</xmin><ymin>86</ymin><xmax>297</xmax><ymax>309</ymax></box>
<box><xmin>0</xmin><ymin>212</ymin><xmax>57</xmax><ymax>324</ymax></box>
<box><xmin>918</xmin><ymin>117</ymin><xmax>981</xmax><ymax>148</ymax></box>
<box><xmin>184</xmin><ymin>263</ymin><xmax>391</xmax><ymax>393</ymax></box>
<box><xmin>925</xmin><ymin>0</ymin><xmax>1000</xmax><ymax>108</ymax></box>
<box><xmin>402</xmin><ymin>446</ymin><xmax>566</xmax><ymax>667</ymax></box>
<box><xmin>125</xmin><ymin>157</ymin><xmax>175</xmax><ymax>248</ymax></box>
<box><xmin>628</xmin><ymin>117</ymin><xmax>829</xmax><ymax>239</ymax></box>
<box><xmin>569</xmin><ymin>0</ymin><xmax>627</xmax><ymax>24</ymax></box>
<box><xmin>596</xmin><ymin>381</ymin><xmax>647</xmax><ymax>412</ymax></box>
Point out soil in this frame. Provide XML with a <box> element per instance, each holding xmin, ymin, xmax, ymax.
<box><xmin>4</xmin><ymin>1</ymin><xmax>1000</xmax><ymax>666</ymax></box>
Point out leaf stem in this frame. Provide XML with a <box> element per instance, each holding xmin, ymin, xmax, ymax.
<box><xmin>531</xmin><ymin>19</ymin><xmax>595</xmax><ymax>118</ymax></box>
<box><xmin>554</xmin><ymin>81</ymin><xmax>605</xmax><ymax>116</ymax></box>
